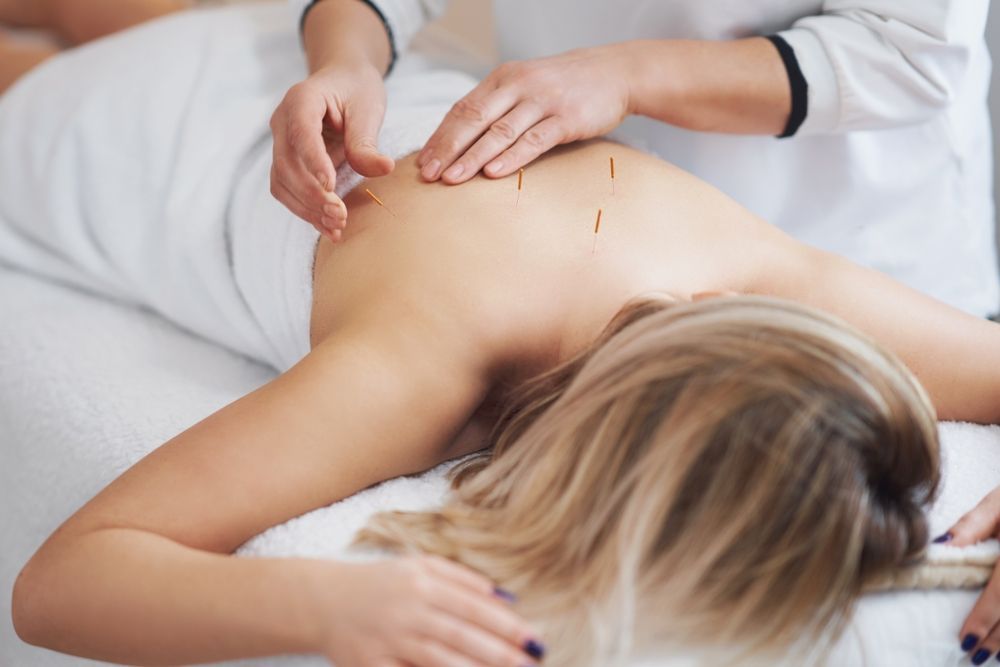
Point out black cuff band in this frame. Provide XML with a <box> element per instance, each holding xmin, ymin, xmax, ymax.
<box><xmin>300</xmin><ymin>0</ymin><xmax>399</xmax><ymax>76</ymax></box>
<box><xmin>766</xmin><ymin>35</ymin><xmax>808</xmax><ymax>139</ymax></box>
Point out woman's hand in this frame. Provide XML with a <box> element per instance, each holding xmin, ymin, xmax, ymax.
<box><xmin>316</xmin><ymin>555</ymin><xmax>544</xmax><ymax>667</ymax></box>
<box><xmin>416</xmin><ymin>44</ymin><xmax>633</xmax><ymax>185</ymax></box>
<box><xmin>942</xmin><ymin>485</ymin><xmax>1000</xmax><ymax>663</ymax></box>
<box><xmin>270</xmin><ymin>63</ymin><xmax>395</xmax><ymax>241</ymax></box>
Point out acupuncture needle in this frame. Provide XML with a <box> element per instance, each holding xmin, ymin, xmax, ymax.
<box><xmin>610</xmin><ymin>157</ymin><xmax>616</xmax><ymax>195</ymax></box>
<box><xmin>364</xmin><ymin>188</ymin><xmax>398</xmax><ymax>219</ymax></box>
<box><xmin>592</xmin><ymin>209</ymin><xmax>603</xmax><ymax>256</ymax></box>
<box><xmin>516</xmin><ymin>168</ymin><xmax>525</xmax><ymax>207</ymax></box>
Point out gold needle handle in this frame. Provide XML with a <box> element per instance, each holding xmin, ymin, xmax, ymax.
<box><xmin>364</xmin><ymin>188</ymin><xmax>387</xmax><ymax>208</ymax></box>
<box><xmin>364</xmin><ymin>188</ymin><xmax>398</xmax><ymax>218</ymax></box>
<box><xmin>592</xmin><ymin>209</ymin><xmax>603</xmax><ymax>255</ymax></box>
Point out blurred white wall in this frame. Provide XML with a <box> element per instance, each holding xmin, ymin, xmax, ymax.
<box><xmin>987</xmin><ymin>7</ymin><xmax>1000</xmax><ymax>310</ymax></box>
<box><xmin>989</xmin><ymin>7</ymin><xmax>999</xmax><ymax>229</ymax></box>
<box><xmin>434</xmin><ymin>0</ymin><xmax>495</xmax><ymax>60</ymax></box>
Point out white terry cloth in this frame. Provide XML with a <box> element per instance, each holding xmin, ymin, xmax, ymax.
<box><xmin>2</xmin><ymin>262</ymin><xmax>1000</xmax><ymax>667</ymax></box>
<box><xmin>0</xmin><ymin>1</ymin><xmax>476</xmax><ymax>372</ymax></box>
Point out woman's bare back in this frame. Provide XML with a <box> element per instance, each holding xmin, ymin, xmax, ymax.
<box><xmin>312</xmin><ymin>140</ymin><xmax>780</xmax><ymax>379</ymax></box>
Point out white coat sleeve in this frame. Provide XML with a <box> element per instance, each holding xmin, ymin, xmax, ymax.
<box><xmin>290</xmin><ymin>0</ymin><xmax>449</xmax><ymax>64</ymax></box>
<box><xmin>775</xmin><ymin>0</ymin><xmax>989</xmax><ymax>135</ymax></box>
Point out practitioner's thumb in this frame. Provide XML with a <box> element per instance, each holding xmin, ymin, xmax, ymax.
<box><xmin>945</xmin><ymin>486</ymin><xmax>1000</xmax><ymax>547</ymax></box>
<box><xmin>344</xmin><ymin>97</ymin><xmax>394</xmax><ymax>178</ymax></box>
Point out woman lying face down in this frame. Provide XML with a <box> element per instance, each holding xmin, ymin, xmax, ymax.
<box><xmin>4</xmin><ymin>10</ymin><xmax>997</xmax><ymax>662</ymax></box>
<box><xmin>10</xmin><ymin>134</ymin><xmax>988</xmax><ymax>667</ymax></box>
<box><xmin>359</xmin><ymin>294</ymin><xmax>940</xmax><ymax>665</ymax></box>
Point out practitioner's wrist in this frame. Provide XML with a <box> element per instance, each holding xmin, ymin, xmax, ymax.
<box><xmin>303</xmin><ymin>0</ymin><xmax>392</xmax><ymax>75</ymax></box>
<box><xmin>621</xmin><ymin>39</ymin><xmax>688</xmax><ymax>120</ymax></box>
<box><xmin>312</xmin><ymin>60</ymin><xmax>382</xmax><ymax>88</ymax></box>
<box><xmin>622</xmin><ymin>37</ymin><xmax>791</xmax><ymax>135</ymax></box>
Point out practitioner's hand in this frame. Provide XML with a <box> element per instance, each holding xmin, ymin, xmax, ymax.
<box><xmin>270</xmin><ymin>64</ymin><xmax>395</xmax><ymax>241</ymax></box>
<box><xmin>941</xmin><ymin>484</ymin><xmax>1000</xmax><ymax>662</ymax></box>
<box><xmin>416</xmin><ymin>44</ymin><xmax>633</xmax><ymax>185</ymax></box>
<box><xmin>316</xmin><ymin>556</ymin><xmax>544</xmax><ymax>667</ymax></box>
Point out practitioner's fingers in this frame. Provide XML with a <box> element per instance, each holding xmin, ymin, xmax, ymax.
<box><xmin>322</xmin><ymin>125</ymin><xmax>347</xmax><ymax>169</ymax></box>
<box><xmin>484</xmin><ymin>117</ymin><xmax>567</xmax><ymax>180</ymax></box>
<box><xmin>271</xmin><ymin>123</ymin><xmax>349</xmax><ymax>234</ymax></box>
<box><xmin>270</xmin><ymin>80</ymin><xmax>340</xmax><ymax>223</ymax></box>
<box><xmin>440</xmin><ymin>102</ymin><xmax>545</xmax><ymax>185</ymax></box>
<box><xmin>269</xmin><ymin>170</ymin><xmax>322</xmax><ymax>231</ymax></box>
<box><xmin>343</xmin><ymin>84</ymin><xmax>394</xmax><ymax>178</ymax></box>
<box><xmin>270</xmin><ymin>177</ymin><xmax>345</xmax><ymax>242</ymax></box>
<box><xmin>417</xmin><ymin>78</ymin><xmax>513</xmax><ymax>182</ymax></box>
<box><xmin>946</xmin><ymin>485</ymin><xmax>1000</xmax><ymax>547</ymax></box>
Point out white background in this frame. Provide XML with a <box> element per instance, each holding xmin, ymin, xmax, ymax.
<box><xmin>989</xmin><ymin>8</ymin><xmax>999</xmax><ymax>237</ymax></box>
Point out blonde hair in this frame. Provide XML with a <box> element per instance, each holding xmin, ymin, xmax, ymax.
<box><xmin>357</xmin><ymin>295</ymin><xmax>940</xmax><ymax>664</ymax></box>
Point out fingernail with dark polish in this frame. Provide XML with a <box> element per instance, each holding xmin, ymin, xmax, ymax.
<box><xmin>494</xmin><ymin>587</ymin><xmax>517</xmax><ymax>603</ymax></box>
<box><xmin>524</xmin><ymin>639</ymin><xmax>545</xmax><ymax>660</ymax></box>
<box><xmin>973</xmin><ymin>648</ymin><xmax>991</xmax><ymax>665</ymax></box>
<box><xmin>932</xmin><ymin>532</ymin><xmax>953</xmax><ymax>544</ymax></box>
<box><xmin>963</xmin><ymin>634</ymin><xmax>981</xmax><ymax>652</ymax></box>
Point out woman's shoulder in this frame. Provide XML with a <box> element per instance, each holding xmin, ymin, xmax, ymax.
<box><xmin>310</xmin><ymin>139</ymin><xmax>773</xmax><ymax>375</ymax></box>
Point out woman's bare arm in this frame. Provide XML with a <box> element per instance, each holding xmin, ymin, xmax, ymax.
<box><xmin>11</xmin><ymin>309</ymin><xmax>531</xmax><ymax>664</ymax></box>
<box><xmin>756</xmin><ymin>236</ymin><xmax>1000</xmax><ymax>424</ymax></box>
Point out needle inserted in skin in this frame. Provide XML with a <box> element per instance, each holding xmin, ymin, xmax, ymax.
<box><xmin>364</xmin><ymin>188</ymin><xmax>398</xmax><ymax>218</ymax></box>
<box><xmin>592</xmin><ymin>209</ymin><xmax>603</xmax><ymax>255</ymax></box>
<box><xmin>610</xmin><ymin>157</ymin><xmax>616</xmax><ymax>195</ymax></box>
<box><xmin>516</xmin><ymin>168</ymin><xmax>525</xmax><ymax>207</ymax></box>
